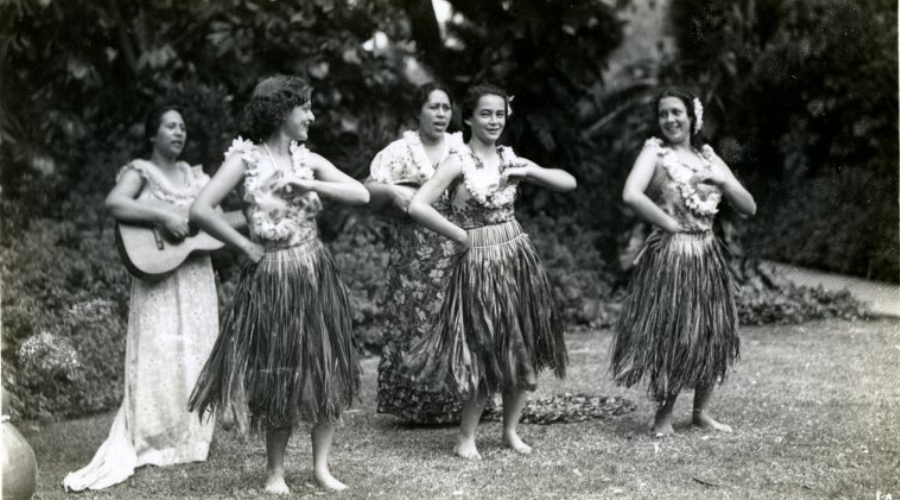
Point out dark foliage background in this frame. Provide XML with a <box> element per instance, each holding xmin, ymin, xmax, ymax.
<box><xmin>0</xmin><ymin>0</ymin><xmax>888</xmax><ymax>420</ymax></box>
<box><xmin>665</xmin><ymin>0</ymin><xmax>899</xmax><ymax>282</ymax></box>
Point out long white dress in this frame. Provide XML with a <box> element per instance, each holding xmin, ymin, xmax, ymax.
<box><xmin>63</xmin><ymin>160</ymin><xmax>218</xmax><ymax>491</ymax></box>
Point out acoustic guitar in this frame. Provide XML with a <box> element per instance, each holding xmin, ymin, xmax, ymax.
<box><xmin>115</xmin><ymin>200</ymin><xmax>246</xmax><ymax>281</ymax></box>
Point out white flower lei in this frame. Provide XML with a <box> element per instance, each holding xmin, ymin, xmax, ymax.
<box><xmin>118</xmin><ymin>159</ymin><xmax>204</xmax><ymax>207</ymax></box>
<box><xmin>391</xmin><ymin>130</ymin><xmax>464</xmax><ymax>183</ymax></box>
<box><xmin>289</xmin><ymin>141</ymin><xmax>315</xmax><ymax>180</ymax></box>
<box><xmin>459</xmin><ymin>146</ymin><xmax>521</xmax><ymax>209</ymax></box>
<box><xmin>225</xmin><ymin>136</ymin><xmax>259</xmax><ymax>164</ymax></box>
<box><xmin>648</xmin><ymin>137</ymin><xmax>722</xmax><ymax>216</ymax></box>
<box><xmin>236</xmin><ymin>137</ymin><xmax>316</xmax><ymax>242</ymax></box>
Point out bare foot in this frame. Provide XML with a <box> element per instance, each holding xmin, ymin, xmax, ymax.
<box><xmin>652</xmin><ymin>406</ymin><xmax>676</xmax><ymax>437</ymax></box>
<box><xmin>265</xmin><ymin>469</ymin><xmax>290</xmax><ymax>495</ymax></box>
<box><xmin>503</xmin><ymin>431</ymin><xmax>533</xmax><ymax>455</ymax></box>
<box><xmin>455</xmin><ymin>435</ymin><xmax>482</xmax><ymax>460</ymax></box>
<box><xmin>314</xmin><ymin>467</ymin><xmax>348</xmax><ymax>491</ymax></box>
<box><xmin>692</xmin><ymin>410</ymin><xmax>733</xmax><ymax>433</ymax></box>
<box><xmin>651</xmin><ymin>421</ymin><xmax>675</xmax><ymax>438</ymax></box>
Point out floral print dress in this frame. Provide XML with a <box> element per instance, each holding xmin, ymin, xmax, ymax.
<box><xmin>371</xmin><ymin>130</ymin><xmax>466</xmax><ymax>423</ymax></box>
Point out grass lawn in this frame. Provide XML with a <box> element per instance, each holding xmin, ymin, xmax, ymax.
<box><xmin>19</xmin><ymin>319</ymin><xmax>900</xmax><ymax>500</ymax></box>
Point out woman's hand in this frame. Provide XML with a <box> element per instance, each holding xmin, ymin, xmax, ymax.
<box><xmin>501</xmin><ymin>163</ymin><xmax>532</xmax><ymax>184</ymax></box>
<box><xmin>241</xmin><ymin>240</ymin><xmax>266</xmax><ymax>263</ymax></box>
<box><xmin>272</xmin><ymin>174</ymin><xmax>315</xmax><ymax>196</ymax></box>
<box><xmin>453</xmin><ymin>232</ymin><xmax>470</xmax><ymax>253</ymax></box>
<box><xmin>661</xmin><ymin>217</ymin><xmax>683</xmax><ymax>235</ymax></box>
<box><xmin>697</xmin><ymin>164</ymin><xmax>729</xmax><ymax>187</ymax></box>
<box><xmin>390</xmin><ymin>185</ymin><xmax>418</xmax><ymax>213</ymax></box>
<box><xmin>160</xmin><ymin>213</ymin><xmax>191</xmax><ymax>240</ymax></box>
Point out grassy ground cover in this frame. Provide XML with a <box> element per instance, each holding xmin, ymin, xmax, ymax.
<box><xmin>20</xmin><ymin>319</ymin><xmax>900</xmax><ymax>499</ymax></box>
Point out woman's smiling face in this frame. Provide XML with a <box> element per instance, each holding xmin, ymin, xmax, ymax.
<box><xmin>466</xmin><ymin>94</ymin><xmax>506</xmax><ymax>144</ymax></box>
<box><xmin>283</xmin><ymin>101</ymin><xmax>315</xmax><ymax>142</ymax></box>
<box><xmin>658</xmin><ymin>96</ymin><xmax>692</xmax><ymax>145</ymax></box>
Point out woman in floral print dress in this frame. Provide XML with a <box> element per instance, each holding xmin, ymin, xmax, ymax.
<box><xmin>610</xmin><ymin>88</ymin><xmax>756</xmax><ymax>437</ymax></box>
<box><xmin>188</xmin><ymin>75</ymin><xmax>369</xmax><ymax>494</ymax></box>
<box><xmin>365</xmin><ymin>83</ymin><xmax>466</xmax><ymax>424</ymax></box>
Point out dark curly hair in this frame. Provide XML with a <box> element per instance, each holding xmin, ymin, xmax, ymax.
<box><xmin>411</xmin><ymin>82</ymin><xmax>454</xmax><ymax>118</ymax></box>
<box><xmin>144</xmin><ymin>104</ymin><xmax>184</xmax><ymax>147</ymax></box>
<box><xmin>460</xmin><ymin>83</ymin><xmax>508</xmax><ymax>124</ymax></box>
<box><xmin>243</xmin><ymin>75</ymin><xmax>313</xmax><ymax>142</ymax></box>
<box><xmin>654</xmin><ymin>87</ymin><xmax>704</xmax><ymax>143</ymax></box>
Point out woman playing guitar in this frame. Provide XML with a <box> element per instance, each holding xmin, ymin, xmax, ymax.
<box><xmin>63</xmin><ymin>105</ymin><xmax>219</xmax><ymax>491</ymax></box>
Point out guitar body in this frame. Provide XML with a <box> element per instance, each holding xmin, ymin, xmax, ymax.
<box><xmin>115</xmin><ymin>200</ymin><xmax>244</xmax><ymax>281</ymax></box>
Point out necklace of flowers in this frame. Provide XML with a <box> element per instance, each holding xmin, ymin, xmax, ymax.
<box><xmin>247</xmin><ymin>141</ymin><xmax>315</xmax><ymax>242</ymax></box>
<box><xmin>650</xmin><ymin>137</ymin><xmax>722</xmax><ymax>216</ymax></box>
<box><xmin>459</xmin><ymin>145</ymin><xmax>520</xmax><ymax>209</ymax></box>
<box><xmin>402</xmin><ymin>130</ymin><xmax>464</xmax><ymax>182</ymax></box>
<box><xmin>124</xmin><ymin>159</ymin><xmax>201</xmax><ymax>207</ymax></box>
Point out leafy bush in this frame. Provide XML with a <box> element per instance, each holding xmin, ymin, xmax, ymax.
<box><xmin>1</xmin><ymin>201</ymin><xmax>130</xmax><ymax>420</ymax></box>
<box><xmin>520</xmin><ymin>213</ymin><xmax>620</xmax><ymax>328</ymax></box>
<box><xmin>733</xmin><ymin>259</ymin><xmax>867</xmax><ymax>325</ymax></box>
<box><xmin>327</xmin><ymin>212</ymin><xmax>390</xmax><ymax>355</ymax></box>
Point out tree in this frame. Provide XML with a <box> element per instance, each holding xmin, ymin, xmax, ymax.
<box><xmin>665</xmin><ymin>0</ymin><xmax>898</xmax><ymax>281</ymax></box>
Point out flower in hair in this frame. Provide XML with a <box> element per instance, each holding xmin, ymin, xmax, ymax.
<box><xmin>507</xmin><ymin>95</ymin><xmax>515</xmax><ymax>117</ymax></box>
<box><xmin>692</xmin><ymin>97</ymin><xmax>704</xmax><ymax>134</ymax></box>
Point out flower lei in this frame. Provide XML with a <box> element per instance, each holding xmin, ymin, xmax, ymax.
<box><xmin>386</xmin><ymin>131</ymin><xmax>464</xmax><ymax>184</ymax></box>
<box><xmin>459</xmin><ymin>146</ymin><xmax>521</xmax><ymax>209</ymax></box>
<box><xmin>289</xmin><ymin>141</ymin><xmax>314</xmax><ymax>181</ymax></box>
<box><xmin>118</xmin><ymin>159</ymin><xmax>206</xmax><ymax>207</ymax></box>
<box><xmin>225</xmin><ymin>136</ymin><xmax>259</xmax><ymax>164</ymax></box>
<box><xmin>231</xmin><ymin>137</ymin><xmax>316</xmax><ymax>242</ymax></box>
<box><xmin>648</xmin><ymin>137</ymin><xmax>721</xmax><ymax>216</ymax></box>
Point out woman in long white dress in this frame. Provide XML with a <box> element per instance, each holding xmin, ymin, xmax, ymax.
<box><xmin>63</xmin><ymin>106</ymin><xmax>218</xmax><ymax>491</ymax></box>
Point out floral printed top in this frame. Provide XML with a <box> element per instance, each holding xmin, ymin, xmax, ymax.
<box><xmin>226</xmin><ymin>137</ymin><xmax>322</xmax><ymax>249</ymax></box>
<box><xmin>117</xmin><ymin>159</ymin><xmax>210</xmax><ymax>207</ymax></box>
<box><xmin>449</xmin><ymin>146</ymin><xmax>522</xmax><ymax>229</ymax></box>
<box><xmin>645</xmin><ymin>137</ymin><xmax>724</xmax><ymax>232</ymax></box>
<box><xmin>370</xmin><ymin>131</ymin><xmax>465</xmax><ymax>186</ymax></box>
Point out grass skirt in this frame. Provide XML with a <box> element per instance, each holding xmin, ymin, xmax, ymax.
<box><xmin>189</xmin><ymin>240</ymin><xmax>360</xmax><ymax>431</ymax></box>
<box><xmin>405</xmin><ymin>220</ymin><xmax>567</xmax><ymax>398</ymax></box>
<box><xmin>611</xmin><ymin>230</ymin><xmax>739</xmax><ymax>401</ymax></box>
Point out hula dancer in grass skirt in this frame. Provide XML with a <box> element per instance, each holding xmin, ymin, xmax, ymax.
<box><xmin>188</xmin><ymin>76</ymin><xmax>369</xmax><ymax>493</ymax></box>
<box><xmin>611</xmin><ymin>88</ymin><xmax>756</xmax><ymax>437</ymax></box>
<box><xmin>406</xmin><ymin>84</ymin><xmax>577</xmax><ymax>459</ymax></box>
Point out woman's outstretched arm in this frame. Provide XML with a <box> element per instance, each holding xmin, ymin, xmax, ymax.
<box><xmin>504</xmin><ymin>159</ymin><xmax>577</xmax><ymax>192</ymax></box>
<box><xmin>279</xmin><ymin>154</ymin><xmax>370</xmax><ymax>205</ymax></box>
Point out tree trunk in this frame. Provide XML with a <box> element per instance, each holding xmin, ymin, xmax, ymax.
<box><xmin>400</xmin><ymin>0</ymin><xmax>445</xmax><ymax>69</ymax></box>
